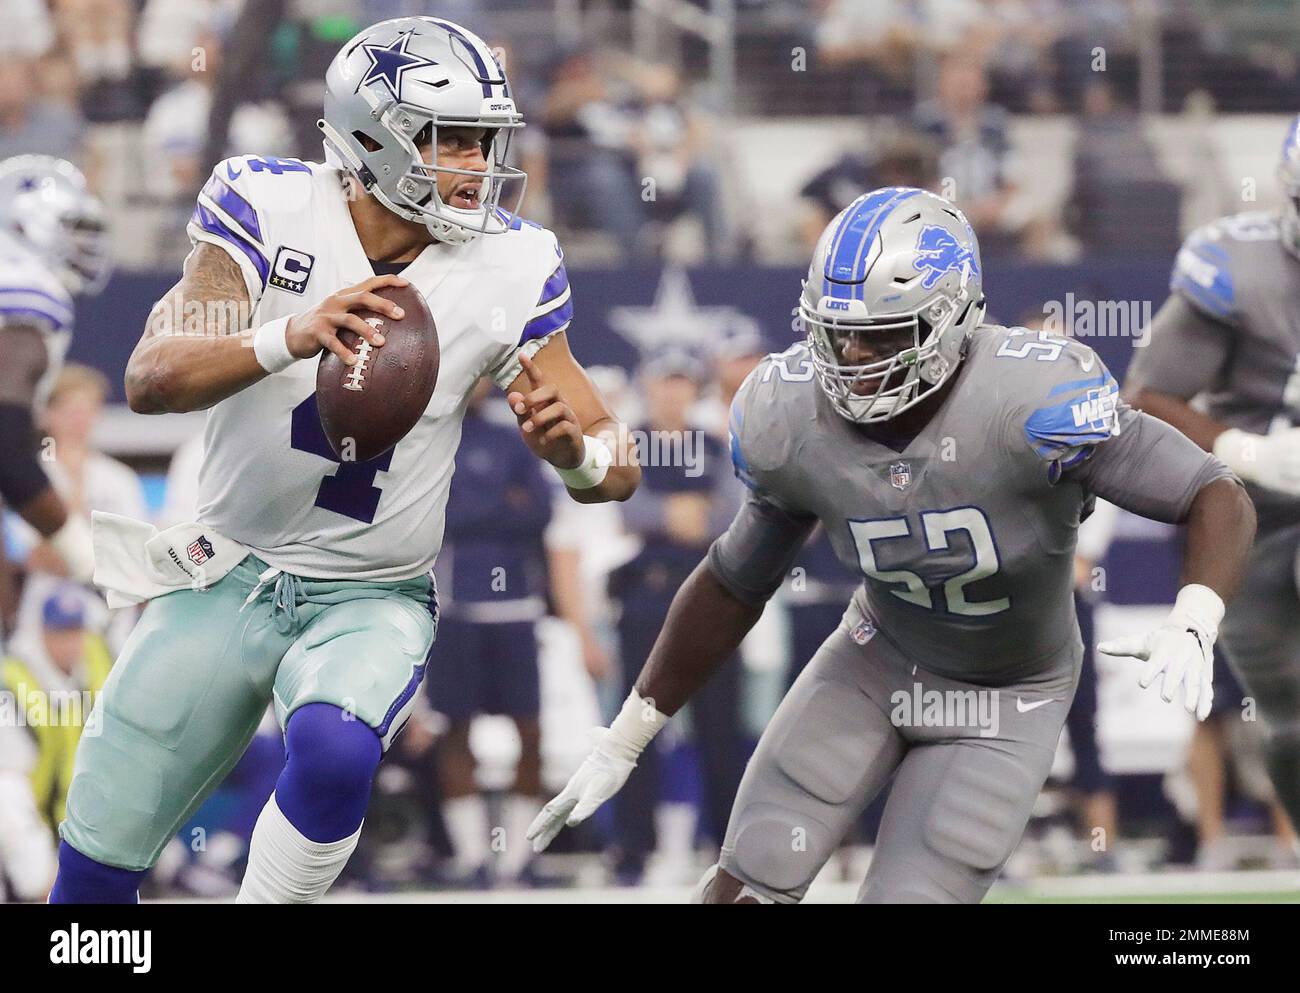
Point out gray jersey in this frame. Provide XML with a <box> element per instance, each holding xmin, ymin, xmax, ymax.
<box><xmin>1126</xmin><ymin>211</ymin><xmax>1300</xmax><ymax>527</ymax></box>
<box><xmin>712</xmin><ymin>325</ymin><xmax>1230</xmax><ymax>683</ymax></box>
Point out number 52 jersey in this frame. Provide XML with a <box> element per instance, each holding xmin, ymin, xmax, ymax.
<box><xmin>185</xmin><ymin>155</ymin><xmax>572</xmax><ymax>581</ymax></box>
<box><xmin>713</xmin><ymin>327</ymin><xmax>1233</xmax><ymax>683</ymax></box>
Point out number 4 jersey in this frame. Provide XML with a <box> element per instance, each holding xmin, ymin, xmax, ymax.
<box><xmin>185</xmin><ymin>155</ymin><xmax>572</xmax><ymax>580</ymax></box>
<box><xmin>713</xmin><ymin>326</ymin><xmax>1233</xmax><ymax>682</ymax></box>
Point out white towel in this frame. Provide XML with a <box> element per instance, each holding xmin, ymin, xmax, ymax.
<box><xmin>91</xmin><ymin>511</ymin><xmax>252</xmax><ymax>608</ymax></box>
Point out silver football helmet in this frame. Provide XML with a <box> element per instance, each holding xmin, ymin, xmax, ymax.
<box><xmin>319</xmin><ymin>16</ymin><xmax>526</xmax><ymax>245</ymax></box>
<box><xmin>0</xmin><ymin>155</ymin><xmax>110</xmax><ymax>295</ymax></box>
<box><xmin>801</xmin><ymin>187</ymin><xmax>984</xmax><ymax>423</ymax></box>
<box><xmin>1280</xmin><ymin>114</ymin><xmax>1300</xmax><ymax>259</ymax></box>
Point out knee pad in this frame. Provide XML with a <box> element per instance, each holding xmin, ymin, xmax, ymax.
<box><xmin>277</xmin><ymin>703</ymin><xmax>381</xmax><ymax>842</ymax></box>
<box><xmin>724</xmin><ymin>804</ymin><xmax>832</xmax><ymax>900</ymax></box>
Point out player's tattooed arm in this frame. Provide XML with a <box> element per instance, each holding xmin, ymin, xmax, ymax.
<box><xmin>505</xmin><ymin>332</ymin><xmax>641</xmax><ymax>503</ymax></box>
<box><xmin>125</xmin><ymin>243</ymin><xmax>264</xmax><ymax>413</ymax></box>
<box><xmin>127</xmin><ymin>245</ymin><xmax>397</xmax><ymax>413</ymax></box>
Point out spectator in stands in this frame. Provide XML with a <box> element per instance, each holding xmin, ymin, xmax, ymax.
<box><xmin>0</xmin><ymin>585</ymin><xmax>112</xmax><ymax>902</ymax></box>
<box><xmin>11</xmin><ymin>366</ymin><xmax>147</xmax><ymax>652</ymax></box>
<box><xmin>51</xmin><ymin>0</ymin><xmax>138</xmax><ymax>123</ymax></box>
<box><xmin>0</xmin><ymin>52</ymin><xmax>83</xmax><ymax>162</ymax></box>
<box><xmin>1065</xmin><ymin>79</ymin><xmax>1182</xmax><ymax>256</ymax></box>
<box><xmin>141</xmin><ymin>16</ymin><xmax>292</xmax><ymax>202</ymax></box>
<box><xmin>797</xmin><ymin>128</ymin><xmax>940</xmax><ymax>249</ymax></box>
<box><xmin>626</xmin><ymin>63</ymin><xmax>730</xmax><ymax>262</ymax></box>
<box><xmin>609</xmin><ymin>347</ymin><xmax>741</xmax><ymax>884</ymax></box>
<box><xmin>912</xmin><ymin>53</ymin><xmax>1017</xmax><ymax>253</ymax></box>
<box><xmin>427</xmin><ymin>378</ymin><xmax>554</xmax><ymax>888</ymax></box>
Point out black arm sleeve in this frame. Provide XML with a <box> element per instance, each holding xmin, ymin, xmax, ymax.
<box><xmin>706</xmin><ymin>491</ymin><xmax>818</xmax><ymax>606</ymax></box>
<box><xmin>0</xmin><ymin>403</ymin><xmax>52</xmax><ymax>509</ymax></box>
<box><xmin>1072</xmin><ymin>406</ymin><xmax>1237</xmax><ymax>524</ymax></box>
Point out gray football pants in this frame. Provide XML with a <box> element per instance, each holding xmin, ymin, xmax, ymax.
<box><xmin>1218</xmin><ymin>520</ymin><xmax>1300</xmax><ymax>831</ymax></box>
<box><xmin>718</xmin><ymin>602</ymin><xmax>1079</xmax><ymax>903</ymax></box>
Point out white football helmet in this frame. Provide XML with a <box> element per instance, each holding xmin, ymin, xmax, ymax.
<box><xmin>0</xmin><ymin>155</ymin><xmax>110</xmax><ymax>295</ymax></box>
<box><xmin>1279</xmin><ymin>114</ymin><xmax>1300</xmax><ymax>259</ymax></box>
<box><xmin>319</xmin><ymin>16</ymin><xmax>526</xmax><ymax>245</ymax></box>
<box><xmin>801</xmin><ymin>187</ymin><xmax>985</xmax><ymax>423</ymax></box>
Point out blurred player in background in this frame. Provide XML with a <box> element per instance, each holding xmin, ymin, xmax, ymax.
<box><xmin>0</xmin><ymin>155</ymin><xmax>109</xmax><ymax>635</ymax></box>
<box><xmin>8</xmin><ymin>364</ymin><xmax>146</xmax><ymax>652</ymax></box>
<box><xmin>531</xmin><ymin>187</ymin><xmax>1256</xmax><ymax>903</ymax></box>
<box><xmin>0</xmin><ymin>586</ymin><xmax>111</xmax><ymax>901</ymax></box>
<box><xmin>1125</xmin><ymin>115</ymin><xmax>1300</xmax><ymax>837</ymax></box>
<box><xmin>50</xmin><ymin>16</ymin><xmax>638</xmax><ymax>906</ymax></box>
<box><xmin>608</xmin><ymin>348</ymin><xmax>739</xmax><ymax>884</ymax></box>
<box><xmin>428</xmin><ymin>377</ymin><xmax>553</xmax><ymax>887</ymax></box>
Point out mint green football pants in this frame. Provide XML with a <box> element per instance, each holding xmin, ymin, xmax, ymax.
<box><xmin>61</xmin><ymin>553</ymin><xmax>436</xmax><ymax>871</ymax></box>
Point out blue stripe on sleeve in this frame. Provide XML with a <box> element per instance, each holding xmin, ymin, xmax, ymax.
<box><xmin>192</xmin><ymin>204</ymin><xmax>269</xmax><ymax>287</ymax></box>
<box><xmin>537</xmin><ymin>263</ymin><xmax>569</xmax><ymax>308</ymax></box>
<box><xmin>201</xmin><ymin>173</ymin><xmax>263</xmax><ymax>245</ymax></box>
<box><xmin>0</xmin><ymin>287</ymin><xmax>73</xmax><ymax>322</ymax></box>
<box><xmin>0</xmin><ymin>305</ymin><xmax>69</xmax><ymax>330</ymax></box>
<box><xmin>519</xmin><ymin>296</ymin><xmax>573</xmax><ymax>344</ymax></box>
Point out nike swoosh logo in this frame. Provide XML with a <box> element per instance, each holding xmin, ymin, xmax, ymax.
<box><xmin>226</xmin><ymin>163</ymin><xmax>242</xmax><ymax>181</ymax></box>
<box><xmin>1016</xmin><ymin>697</ymin><xmax>1055</xmax><ymax>714</ymax></box>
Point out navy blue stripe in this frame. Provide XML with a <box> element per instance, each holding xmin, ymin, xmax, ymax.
<box><xmin>0</xmin><ymin>286</ymin><xmax>73</xmax><ymax>317</ymax></box>
<box><xmin>192</xmin><ymin>205</ymin><xmax>269</xmax><ymax>286</ymax></box>
<box><xmin>0</xmin><ymin>305</ymin><xmax>69</xmax><ymax>329</ymax></box>
<box><xmin>537</xmin><ymin>263</ymin><xmax>569</xmax><ymax>307</ymax></box>
<box><xmin>430</xmin><ymin>19</ymin><xmax>497</xmax><ymax>96</ymax></box>
<box><xmin>375</xmin><ymin>659</ymin><xmax>427</xmax><ymax>739</ymax></box>
<box><xmin>202</xmin><ymin>173</ymin><xmax>263</xmax><ymax>244</ymax></box>
<box><xmin>520</xmin><ymin>297</ymin><xmax>573</xmax><ymax>343</ymax></box>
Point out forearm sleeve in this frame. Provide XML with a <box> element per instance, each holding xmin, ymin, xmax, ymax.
<box><xmin>1072</xmin><ymin>407</ymin><xmax>1237</xmax><ymax>524</ymax></box>
<box><xmin>707</xmin><ymin>492</ymin><xmax>818</xmax><ymax>606</ymax></box>
<box><xmin>0</xmin><ymin>403</ymin><xmax>52</xmax><ymax>509</ymax></box>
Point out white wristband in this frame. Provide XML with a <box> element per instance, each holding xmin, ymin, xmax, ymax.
<box><xmin>603</xmin><ymin>689</ymin><xmax>670</xmax><ymax>763</ymax></box>
<box><xmin>252</xmin><ymin>315</ymin><xmax>297</xmax><ymax>374</ymax></box>
<box><xmin>554</xmin><ymin>434</ymin><xmax>613</xmax><ymax>490</ymax></box>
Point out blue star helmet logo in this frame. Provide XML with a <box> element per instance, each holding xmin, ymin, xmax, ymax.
<box><xmin>357</xmin><ymin>31</ymin><xmax>436</xmax><ymax>101</ymax></box>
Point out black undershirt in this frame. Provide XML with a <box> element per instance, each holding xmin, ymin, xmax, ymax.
<box><xmin>368</xmin><ymin>259</ymin><xmax>408</xmax><ymax>276</ymax></box>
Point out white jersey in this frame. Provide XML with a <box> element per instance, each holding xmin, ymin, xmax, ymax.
<box><xmin>186</xmin><ymin>155</ymin><xmax>573</xmax><ymax>581</ymax></box>
<box><xmin>0</xmin><ymin>229</ymin><xmax>73</xmax><ymax>413</ymax></box>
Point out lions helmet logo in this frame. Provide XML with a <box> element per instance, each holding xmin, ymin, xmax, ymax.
<box><xmin>913</xmin><ymin>224</ymin><xmax>979</xmax><ymax>290</ymax></box>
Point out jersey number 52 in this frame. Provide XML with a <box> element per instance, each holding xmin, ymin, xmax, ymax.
<box><xmin>849</xmin><ymin>507</ymin><xmax>1010</xmax><ymax>617</ymax></box>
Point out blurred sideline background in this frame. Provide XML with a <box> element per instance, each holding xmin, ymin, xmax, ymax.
<box><xmin>2</xmin><ymin>0</ymin><xmax>1300</xmax><ymax>901</ymax></box>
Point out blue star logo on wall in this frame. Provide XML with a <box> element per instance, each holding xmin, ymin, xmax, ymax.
<box><xmin>357</xmin><ymin>32</ymin><xmax>436</xmax><ymax>101</ymax></box>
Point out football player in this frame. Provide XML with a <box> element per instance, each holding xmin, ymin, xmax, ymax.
<box><xmin>528</xmin><ymin>187</ymin><xmax>1256</xmax><ymax>903</ymax></box>
<box><xmin>0</xmin><ymin>156</ymin><xmax>108</xmax><ymax>632</ymax></box>
<box><xmin>1124</xmin><ymin>115</ymin><xmax>1300</xmax><ymax>832</ymax></box>
<box><xmin>50</xmin><ymin>17</ymin><xmax>639</xmax><ymax>905</ymax></box>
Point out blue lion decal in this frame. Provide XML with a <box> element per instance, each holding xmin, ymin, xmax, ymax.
<box><xmin>913</xmin><ymin>224</ymin><xmax>979</xmax><ymax>289</ymax></box>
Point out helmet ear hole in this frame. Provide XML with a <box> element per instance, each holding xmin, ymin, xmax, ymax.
<box><xmin>353</xmin><ymin>130</ymin><xmax>383</xmax><ymax>152</ymax></box>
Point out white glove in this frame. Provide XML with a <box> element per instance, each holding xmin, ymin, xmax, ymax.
<box><xmin>526</xmin><ymin>690</ymin><xmax>669</xmax><ymax>853</ymax></box>
<box><xmin>1213</xmin><ymin>427</ymin><xmax>1300</xmax><ymax>496</ymax></box>
<box><xmin>47</xmin><ymin>514</ymin><xmax>95</xmax><ymax>584</ymax></box>
<box><xmin>1097</xmin><ymin>584</ymin><xmax>1224</xmax><ymax>722</ymax></box>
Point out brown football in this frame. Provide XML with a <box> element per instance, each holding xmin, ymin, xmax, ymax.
<box><xmin>315</xmin><ymin>283</ymin><xmax>439</xmax><ymax>463</ymax></box>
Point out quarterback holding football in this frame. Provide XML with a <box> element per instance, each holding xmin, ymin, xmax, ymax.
<box><xmin>50</xmin><ymin>16</ymin><xmax>639</xmax><ymax>904</ymax></box>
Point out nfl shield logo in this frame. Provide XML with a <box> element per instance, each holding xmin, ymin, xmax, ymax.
<box><xmin>889</xmin><ymin>461</ymin><xmax>912</xmax><ymax>490</ymax></box>
<box><xmin>187</xmin><ymin>536</ymin><xmax>214</xmax><ymax>566</ymax></box>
